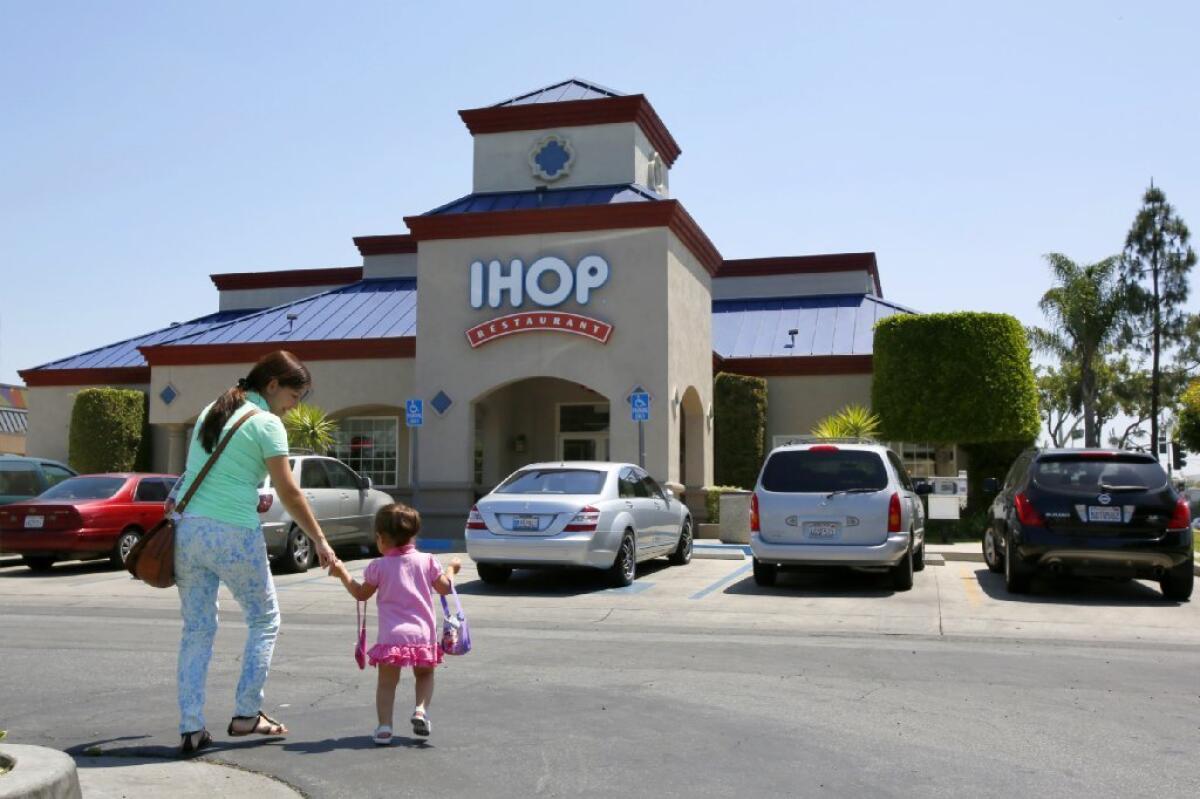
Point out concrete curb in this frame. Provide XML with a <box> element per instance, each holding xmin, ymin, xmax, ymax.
<box><xmin>693</xmin><ymin>543</ymin><xmax>749</xmax><ymax>560</ymax></box>
<box><xmin>73</xmin><ymin>756</ymin><xmax>303</xmax><ymax>799</ymax></box>
<box><xmin>0</xmin><ymin>744</ymin><xmax>82</xmax><ymax>799</ymax></box>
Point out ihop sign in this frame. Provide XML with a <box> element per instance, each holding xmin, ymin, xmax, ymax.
<box><xmin>466</xmin><ymin>255</ymin><xmax>614</xmax><ymax>349</ymax></box>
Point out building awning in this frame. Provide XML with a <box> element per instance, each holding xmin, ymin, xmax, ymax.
<box><xmin>713</xmin><ymin>294</ymin><xmax>915</xmax><ymax>359</ymax></box>
<box><xmin>424</xmin><ymin>183</ymin><xmax>661</xmax><ymax>216</ymax></box>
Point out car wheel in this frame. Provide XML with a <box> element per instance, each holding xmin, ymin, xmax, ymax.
<box><xmin>607</xmin><ymin>533</ymin><xmax>636</xmax><ymax>587</ymax></box>
<box><xmin>1003</xmin><ymin>530</ymin><xmax>1031</xmax><ymax>594</ymax></box>
<box><xmin>477</xmin><ymin>563</ymin><xmax>512</xmax><ymax>585</ymax></box>
<box><xmin>891</xmin><ymin>537</ymin><xmax>914</xmax><ymax>591</ymax></box>
<box><xmin>667</xmin><ymin>520</ymin><xmax>693</xmax><ymax>566</ymax></box>
<box><xmin>983</xmin><ymin>527</ymin><xmax>1004</xmax><ymax>573</ymax></box>
<box><xmin>280</xmin><ymin>527</ymin><xmax>314</xmax><ymax>574</ymax></box>
<box><xmin>913</xmin><ymin>543</ymin><xmax>926</xmax><ymax>572</ymax></box>
<box><xmin>1160</xmin><ymin>558</ymin><xmax>1194</xmax><ymax>601</ymax></box>
<box><xmin>110</xmin><ymin>528</ymin><xmax>141</xmax><ymax>568</ymax></box>
<box><xmin>23</xmin><ymin>556</ymin><xmax>55</xmax><ymax>573</ymax></box>
<box><xmin>752</xmin><ymin>557</ymin><xmax>777</xmax><ymax>587</ymax></box>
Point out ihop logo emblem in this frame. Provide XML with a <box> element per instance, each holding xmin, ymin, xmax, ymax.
<box><xmin>469</xmin><ymin>255</ymin><xmax>609</xmax><ymax>309</ymax></box>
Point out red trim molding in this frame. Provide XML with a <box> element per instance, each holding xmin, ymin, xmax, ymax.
<box><xmin>20</xmin><ymin>367</ymin><xmax>151</xmax><ymax>387</ymax></box>
<box><xmin>459</xmin><ymin>95</ymin><xmax>682</xmax><ymax>166</ymax></box>
<box><xmin>354</xmin><ymin>234</ymin><xmax>417</xmax><ymax>256</ymax></box>
<box><xmin>715</xmin><ymin>354</ymin><xmax>874</xmax><ymax>377</ymax></box>
<box><xmin>139</xmin><ymin>338</ymin><xmax>416</xmax><ymax>366</ymax></box>
<box><xmin>404</xmin><ymin>200</ymin><xmax>722</xmax><ymax>276</ymax></box>
<box><xmin>210</xmin><ymin>267</ymin><xmax>362</xmax><ymax>291</ymax></box>
<box><xmin>717</xmin><ymin>253</ymin><xmax>882</xmax><ymax>296</ymax></box>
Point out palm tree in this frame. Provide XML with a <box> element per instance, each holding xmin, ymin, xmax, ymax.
<box><xmin>283</xmin><ymin>403</ymin><xmax>339</xmax><ymax>454</ymax></box>
<box><xmin>811</xmin><ymin>404</ymin><xmax>882</xmax><ymax>439</ymax></box>
<box><xmin>1029</xmin><ymin>254</ymin><xmax>1127</xmax><ymax>448</ymax></box>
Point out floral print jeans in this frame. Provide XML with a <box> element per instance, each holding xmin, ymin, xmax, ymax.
<box><xmin>175</xmin><ymin>514</ymin><xmax>280</xmax><ymax>734</ymax></box>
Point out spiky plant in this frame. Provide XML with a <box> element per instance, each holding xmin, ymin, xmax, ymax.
<box><xmin>283</xmin><ymin>403</ymin><xmax>339</xmax><ymax>454</ymax></box>
<box><xmin>811</xmin><ymin>404</ymin><xmax>882</xmax><ymax>440</ymax></box>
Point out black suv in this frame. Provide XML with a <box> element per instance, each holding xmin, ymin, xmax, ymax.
<box><xmin>982</xmin><ymin>449</ymin><xmax>1193</xmax><ymax>600</ymax></box>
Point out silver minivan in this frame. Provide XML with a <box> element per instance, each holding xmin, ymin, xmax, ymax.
<box><xmin>750</xmin><ymin>441</ymin><xmax>929</xmax><ymax>590</ymax></box>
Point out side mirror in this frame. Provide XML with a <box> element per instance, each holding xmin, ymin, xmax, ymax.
<box><xmin>665</xmin><ymin>488</ymin><xmax>675</xmax><ymax>502</ymax></box>
<box><xmin>982</xmin><ymin>478</ymin><xmax>1000</xmax><ymax>494</ymax></box>
<box><xmin>915</xmin><ymin>483</ymin><xmax>933</xmax><ymax>496</ymax></box>
<box><xmin>358</xmin><ymin>475</ymin><xmax>372</xmax><ymax>490</ymax></box>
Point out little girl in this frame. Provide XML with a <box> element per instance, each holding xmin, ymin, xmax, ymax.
<box><xmin>328</xmin><ymin>503</ymin><xmax>461</xmax><ymax>744</ymax></box>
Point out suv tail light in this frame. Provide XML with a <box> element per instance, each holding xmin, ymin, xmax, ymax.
<box><xmin>256</xmin><ymin>493</ymin><xmax>274</xmax><ymax>514</ymax></box>
<box><xmin>887</xmin><ymin>492</ymin><xmax>903</xmax><ymax>533</ymax></box>
<box><xmin>1168</xmin><ymin>497</ymin><xmax>1191</xmax><ymax>530</ymax></box>
<box><xmin>564</xmin><ymin>506</ymin><xmax>600</xmax><ymax>533</ymax></box>
<box><xmin>0</xmin><ymin>509</ymin><xmax>15</xmax><ymax>528</ymax></box>
<box><xmin>750</xmin><ymin>492</ymin><xmax>760</xmax><ymax>533</ymax></box>
<box><xmin>1014</xmin><ymin>492</ymin><xmax>1045</xmax><ymax>527</ymax></box>
<box><xmin>466</xmin><ymin>505</ymin><xmax>487</xmax><ymax>531</ymax></box>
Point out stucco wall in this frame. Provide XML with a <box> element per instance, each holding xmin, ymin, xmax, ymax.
<box><xmin>473</xmin><ymin>122</ymin><xmax>659</xmax><ymax>193</ymax></box>
<box><xmin>0</xmin><ymin>432</ymin><xmax>26</xmax><ymax>455</ymax></box>
<box><xmin>712</xmin><ymin>271</ymin><xmax>875</xmax><ymax>300</ymax></box>
<box><xmin>666</xmin><ymin>234</ymin><xmax>714</xmax><ymax>488</ymax></box>
<box><xmin>762</xmin><ymin>374</ymin><xmax>874</xmax><ymax>445</ymax></box>
<box><xmin>26</xmin><ymin>384</ymin><xmax>149</xmax><ymax>464</ymax></box>
<box><xmin>218</xmin><ymin>284</ymin><xmax>350</xmax><ymax>312</ymax></box>
<box><xmin>363</xmin><ymin>253</ymin><xmax>417</xmax><ymax>279</ymax></box>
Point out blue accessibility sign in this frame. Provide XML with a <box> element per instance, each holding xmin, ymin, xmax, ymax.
<box><xmin>405</xmin><ymin>399</ymin><xmax>424</xmax><ymax>428</ymax></box>
<box><xmin>630</xmin><ymin>391</ymin><xmax>650</xmax><ymax>422</ymax></box>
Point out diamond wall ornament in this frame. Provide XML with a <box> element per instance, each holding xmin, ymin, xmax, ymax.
<box><xmin>160</xmin><ymin>384</ymin><xmax>179</xmax><ymax>406</ymax></box>
<box><xmin>430</xmin><ymin>390</ymin><xmax>453</xmax><ymax>416</ymax></box>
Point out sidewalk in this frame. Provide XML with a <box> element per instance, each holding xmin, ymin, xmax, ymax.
<box><xmin>75</xmin><ymin>755</ymin><xmax>303</xmax><ymax>798</ymax></box>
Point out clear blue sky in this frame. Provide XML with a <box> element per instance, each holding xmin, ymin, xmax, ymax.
<box><xmin>3</xmin><ymin>3</ymin><xmax>1198</xmax><ymax>423</ymax></box>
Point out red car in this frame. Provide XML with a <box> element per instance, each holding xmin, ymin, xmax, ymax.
<box><xmin>0</xmin><ymin>473</ymin><xmax>178</xmax><ymax>572</ymax></box>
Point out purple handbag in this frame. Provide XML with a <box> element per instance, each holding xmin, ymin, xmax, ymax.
<box><xmin>439</xmin><ymin>584</ymin><xmax>471</xmax><ymax>656</ymax></box>
<box><xmin>355</xmin><ymin>600</ymin><xmax>367</xmax><ymax>670</ymax></box>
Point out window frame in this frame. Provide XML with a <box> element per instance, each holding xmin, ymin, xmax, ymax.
<box><xmin>328</xmin><ymin>416</ymin><xmax>400</xmax><ymax>489</ymax></box>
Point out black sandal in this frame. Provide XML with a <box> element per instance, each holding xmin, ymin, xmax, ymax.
<box><xmin>227</xmin><ymin>711</ymin><xmax>287</xmax><ymax>738</ymax></box>
<box><xmin>180</xmin><ymin>729</ymin><xmax>212</xmax><ymax>756</ymax></box>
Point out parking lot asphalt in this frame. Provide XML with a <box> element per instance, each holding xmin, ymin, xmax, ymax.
<box><xmin>1</xmin><ymin>552</ymin><xmax>1198</xmax><ymax>798</ymax></box>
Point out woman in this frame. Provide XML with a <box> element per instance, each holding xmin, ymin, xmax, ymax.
<box><xmin>168</xmin><ymin>350</ymin><xmax>336</xmax><ymax>755</ymax></box>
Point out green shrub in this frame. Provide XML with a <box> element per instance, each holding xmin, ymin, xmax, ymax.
<box><xmin>1179</xmin><ymin>379</ymin><xmax>1200</xmax><ymax>453</ymax></box>
<box><xmin>704</xmin><ymin>485</ymin><xmax>745</xmax><ymax>524</ymax></box>
<box><xmin>284</xmin><ymin>403</ymin><xmax>338</xmax><ymax>453</ymax></box>
<box><xmin>69</xmin><ymin>388</ymin><xmax>149</xmax><ymax>473</ymax></box>
<box><xmin>713</xmin><ymin>373</ymin><xmax>767</xmax><ymax>489</ymax></box>
<box><xmin>811</xmin><ymin>404</ymin><xmax>881</xmax><ymax>439</ymax></box>
<box><xmin>961</xmin><ymin>440</ymin><xmax>1034</xmax><ymax>514</ymax></box>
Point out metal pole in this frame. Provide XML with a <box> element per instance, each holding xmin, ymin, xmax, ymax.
<box><xmin>411</xmin><ymin>426</ymin><xmax>420</xmax><ymax>512</ymax></box>
<box><xmin>638</xmin><ymin>420</ymin><xmax>645</xmax><ymax>469</ymax></box>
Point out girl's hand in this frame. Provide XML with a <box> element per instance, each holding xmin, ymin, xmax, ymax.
<box><xmin>448</xmin><ymin>557</ymin><xmax>463</xmax><ymax>575</ymax></box>
<box><xmin>328</xmin><ymin>559</ymin><xmax>349</xmax><ymax>580</ymax></box>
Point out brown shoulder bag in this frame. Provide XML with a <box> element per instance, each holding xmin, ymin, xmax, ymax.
<box><xmin>125</xmin><ymin>410</ymin><xmax>259</xmax><ymax>588</ymax></box>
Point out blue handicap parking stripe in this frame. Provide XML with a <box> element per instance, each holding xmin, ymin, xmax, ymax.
<box><xmin>688</xmin><ymin>563</ymin><xmax>753</xmax><ymax>600</ymax></box>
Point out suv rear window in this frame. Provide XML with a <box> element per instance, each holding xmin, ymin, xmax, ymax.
<box><xmin>496</xmin><ymin>469</ymin><xmax>606</xmax><ymax>495</ymax></box>
<box><xmin>0</xmin><ymin>465</ymin><xmax>41</xmax><ymax>497</ymax></box>
<box><xmin>761</xmin><ymin>449</ymin><xmax>889</xmax><ymax>493</ymax></box>
<box><xmin>1033</xmin><ymin>455</ymin><xmax>1168</xmax><ymax>494</ymax></box>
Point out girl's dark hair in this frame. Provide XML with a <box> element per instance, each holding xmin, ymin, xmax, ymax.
<box><xmin>198</xmin><ymin>350</ymin><xmax>311</xmax><ymax>453</ymax></box>
<box><xmin>375</xmin><ymin>503</ymin><xmax>421</xmax><ymax>546</ymax></box>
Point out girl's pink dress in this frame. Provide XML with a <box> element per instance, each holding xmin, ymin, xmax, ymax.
<box><xmin>363</xmin><ymin>544</ymin><xmax>445</xmax><ymax>668</ymax></box>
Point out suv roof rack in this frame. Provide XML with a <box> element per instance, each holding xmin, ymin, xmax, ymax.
<box><xmin>777</xmin><ymin>436</ymin><xmax>881</xmax><ymax>446</ymax></box>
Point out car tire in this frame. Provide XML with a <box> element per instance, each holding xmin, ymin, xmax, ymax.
<box><xmin>110</xmin><ymin>528</ymin><xmax>141</xmax><ymax>568</ymax></box>
<box><xmin>1003</xmin><ymin>530</ymin><xmax>1032</xmax><ymax>594</ymax></box>
<box><xmin>913</xmin><ymin>543</ymin><xmax>926</xmax><ymax>572</ymax></box>
<box><xmin>477</xmin><ymin>563</ymin><xmax>512</xmax><ymax>585</ymax></box>
<box><xmin>891</xmin><ymin>537</ymin><xmax>914</xmax><ymax>591</ymax></box>
<box><xmin>752</xmin><ymin>557</ymin><xmax>777</xmax><ymax>587</ymax></box>
<box><xmin>1160</xmin><ymin>558</ymin><xmax>1194</xmax><ymax>601</ymax></box>
<box><xmin>667</xmin><ymin>520</ymin><xmax>693</xmax><ymax>566</ymax></box>
<box><xmin>280</xmin><ymin>527</ymin><xmax>314</xmax><ymax>574</ymax></box>
<box><xmin>23</xmin><ymin>556</ymin><xmax>55</xmax><ymax>573</ymax></box>
<box><xmin>983</xmin><ymin>527</ymin><xmax>1004</xmax><ymax>573</ymax></box>
<box><xmin>607</xmin><ymin>533</ymin><xmax>636</xmax><ymax>588</ymax></box>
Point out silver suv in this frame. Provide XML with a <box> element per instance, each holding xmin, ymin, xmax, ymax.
<box><xmin>750</xmin><ymin>440</ymin><xmax>929</xmax><ymax>590</ymax></box>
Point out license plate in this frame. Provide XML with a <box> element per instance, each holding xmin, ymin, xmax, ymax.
<box><xmin>1087</xmin><ymin>506</ymin><xmax>1122</xmax><ymax>523</ymax></box>
<box><xmin>805</xmin><ymin>522</ymin><xmax>839</xmax><ymax>539</ymax></box>
<box><xmin>512</xmin><ymin>515</ymin><xmax>540</xmax><ymax>531</ymax></box>
<box><xmin>24</xmin><ymin>515</ymin><xmax>44</xmax><ymax>529</ymax></box>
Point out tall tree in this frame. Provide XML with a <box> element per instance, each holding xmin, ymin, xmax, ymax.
<box><xmin>1035</xmin><ymin>363</ymin><xmax>1083</xmax><ymax>447</ymax></box>
<box><xmin>1029</xmin><ymin>254</ymin><xmax>1127</xmax><ymax>447</ymax></box>
<box><xmin>1121</xmin><ymin>183</ymin><xmax>1197</xmax><ymax>459</ymax></box>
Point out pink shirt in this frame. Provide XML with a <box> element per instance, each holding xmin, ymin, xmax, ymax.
<box><xmin>363</xmin><ymin>545</ymin><xmax>444</xmax><ymax>648</ymax></box>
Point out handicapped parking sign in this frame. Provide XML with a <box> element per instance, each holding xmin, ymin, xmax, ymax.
<box><xmin>405</xmin><ymin>399</ymin><xmax>424</xmax><ymax>427</ymax></box>
<box><xmin>630</xmin><ymin>391</ymin><xmax>650</xmax><ymax>422</ymax></box>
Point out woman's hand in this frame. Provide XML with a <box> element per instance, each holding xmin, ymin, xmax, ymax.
<box><xmin>314</xmin><ymin>538</ymin><xmax>337</xmax><ymax>569</ymax></box>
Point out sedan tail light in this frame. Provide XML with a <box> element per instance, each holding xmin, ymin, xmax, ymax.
<box><xmin>466</xmin><ymin>505</ymin><xmax>487</xmax><ymax>531</ymax></box>
<box><xmin>887</xmin><ymin>492</ymin><xmax>903</xmax><ymax>533</ymax></box>
<box><xmin>1014</xmin><ymin>492</ymin><xmax>1045</xmax><ymax>527</ymax></box>
<box><xmin>257</xmin><ymin>493</ymin><xmax>274</xmax><ymax>514</ymax></box>
<box><xmin>564</xmin><ymin>506</ymin><xmax>600</xmax><ymax>533</ymax></box>
<box><xmin>750</xmin><ymin>492</ymin><xmax>760</xmax><ymax>533</ymax></box>
<box><xmin>1167</xmin><ymin>497</ymin><xmax>1191</xmax><ymax>530</ymax></box>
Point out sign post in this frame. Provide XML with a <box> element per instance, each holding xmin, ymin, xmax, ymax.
<box><xmin>405</xmin><ymin>399</ymin><xmax>424</xmax><ymax>509</ymax></box>
<box><xmin>630</xmin><ymin>391</ymin><xmax>650</xmax><ymax>469</ymax></box>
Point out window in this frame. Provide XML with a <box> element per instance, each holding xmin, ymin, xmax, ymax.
<box><xmin>135</xmin><ymin>478</ymin><xmax>171</xmax><ymax>502</ymax></box>
<box><xmin>496</xmin><ymin>468</ymin><xmax>606</xmax><ymax>495</ymax></box>
<box><xmin>761</xmin><ymin>450</ymin><xmax>889</xmax><ymax>493</ymax></box>
<box><xmin>300</xmin><ymin>460</ymin><xmax>332</xmax><ymax>489</ymax></box>
<box><xmin>323</xmin><ymin>459</ymin><xmax>361</xmax><ymax>490</ymax></box>
<box><xmin>886</xmin><ymin>452</ymin><xmax>914</xmax><ymax>491</ymax></box>
<box><xmin>329</xmin><ymin>417</ymin><xmax>399</xmax><ymax>488</ymax></box>
<box><xmin>41</xmin><ymin>463</ymin><xmax>75</xmax><ymax>488</ymax></box>
<box><xmin>0</xmin><ymin>466</ymin><xmax>41</xmax><ymax>497</ymax></box>
<box><xmin>40</xmin><ymin>476</ymin><xmax>126</xmax><ymax>501</ymax></box>
<box><xmin>640</xmin><ymin>473</ymin><xmax>666</xmax><ymax>501</ymax></box>
<box><xmin>1033</xmin><ymin>455</ymin><xmax>1167</xmax><ymax>495</ymax></box>
<box><xmin>618</xmin><ymin>469</ymin><xmax>640</xmax><ymax>498</ymax></box>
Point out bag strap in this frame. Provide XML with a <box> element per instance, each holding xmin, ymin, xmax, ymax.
<box><xmin>357</xmin><ymin>600</ymin><xmax>366</xmax><ymax>634</ymax></box>
<box><xmin>175</xmin><ymin>409</ymin><xmax>260</xmax><ymax>515</ymax></box>
<box><xmin>440</xmin><ymin>581</ymin><xmax>464</xmax><ymax>619</ymax></box>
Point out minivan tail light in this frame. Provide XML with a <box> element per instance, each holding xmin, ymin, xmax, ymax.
<box><xmin>887</xmin><ymin>492</ymin><xmax>902</xmax><ymax>533</ymax></box>
<box><xmin>1168</xmin><ymin>497</ymin><xmax>1191</xmax><ymax>530</ymax></box>
<box><xmin>466</xmin><ymin>505</ymin><xmax>487</xmax><ymax>531</ymax></box>
<box><xmin>750</xmin><ymin>492</ymin><xmax>760</xmax><ymax>533</ymax></box>
<box><xmin>564</xmin><ymin>505</ymin><xmax>600</xmax><ymax>533</ymax></box>
<box><xmin>257</xmin><ymin>493</ymin><xmax>274</xmax><ymax>514</ymax></box>
<box><xmin>1014</xmin><ymin>492</ymin><xmax>1045</xmax><ymax>527</ymax></box>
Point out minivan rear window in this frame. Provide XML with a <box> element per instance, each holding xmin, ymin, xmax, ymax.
<box><xmin>761</xmin><ymin>449</ymin><xmax>888</xmax><ymax>493</ymax></box>
<box><xmin>0</xmin><ymin>466</ymin><xmax>41</xmax><ymax>497</ymax></box>
<box><xmin>1033</xmin><ymin>455</ymin><xmax>1168</xmax><ymax>493</ymax></box>
<box><xmin>496</xmin><ymin>469</ymin><xmax>606</xmax><ymax>495</ymax></box>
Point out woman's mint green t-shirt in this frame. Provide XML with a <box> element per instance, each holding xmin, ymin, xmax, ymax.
<box><xmin>174</xmin><ymin>392</ymin><xmax>289</xmax><ymax>529</ymax></box>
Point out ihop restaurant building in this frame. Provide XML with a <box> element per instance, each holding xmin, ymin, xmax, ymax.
<box><xmin>21</xmin><ymin>79</ymin><xmax>925</xmax><ymax>536</ymax></box>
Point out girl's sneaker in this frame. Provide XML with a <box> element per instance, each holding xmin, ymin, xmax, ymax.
<box><xmin>373</xmin><ymin>725</ymin><xmax>393</xmax><ymax>746</ymax></box>
<box><xmin>411</xmin><ymin>710</ymin><xmax>431</xmax><ymax>737</ymax></box>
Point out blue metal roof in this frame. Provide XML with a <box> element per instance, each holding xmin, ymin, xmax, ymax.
<box><xmin>163</xmin><ymin>278</ymin><xmax>417</xmax><ymax>346</ymax></box>
<box><xmin>28</xmin><ymin>309</ymin><xmax>260</xmax><ymax>371</ymax></box>
<box><xmin>425</xmin><ymin>184</ymin><xmax>661</xmax><ymax>216</ymax></box>
<box><xmin>712</xmin><ymin>295</ymin><xmax>916</xmax><ymax>359</ymax></box>
<box><xmin>491</xmin><ymin>78</ymin><xmax>624</xmax><ymax>107</ymax></box>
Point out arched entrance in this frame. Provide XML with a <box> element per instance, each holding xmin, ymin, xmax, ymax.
<box><xmin>471</xmin><ymin>377</ymin><xmax>611</xmax><ymax>493</ymax></box>
<box><xmin>678</xmin><ymin>386</ymin><xmax>705</xmax><ymax>508</ymax></box>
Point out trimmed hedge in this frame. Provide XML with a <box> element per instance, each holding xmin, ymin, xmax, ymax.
<box><xmin>69</xmin><ymin>388</ymin><xmax>150</xmax><ymax>473</ymax></box>
<box><xmin>872</xmin><ymin>312</ymin><xmax>1040</xmax><ymax>444</ymax></box>
<box><xmin>1180</xmin><ymin>379</ymin><xmax>1200</xmax><ymax>453</ymax></box>
<box><xmin>713</xmin><ymin>373</ymin><xmax>767</xmax><ymax>489</ymax></box>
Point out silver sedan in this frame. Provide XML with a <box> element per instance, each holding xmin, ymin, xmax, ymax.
<box><xmin>465</xmin><ymin>461</ymin><xmax>693</xmax><ymax>586</ymax></box>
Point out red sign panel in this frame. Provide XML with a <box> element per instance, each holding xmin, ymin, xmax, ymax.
<box><xmin>466</xmin><ymin>311</ymin><xmax>614</xmax><ymax>349</ymax></box>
